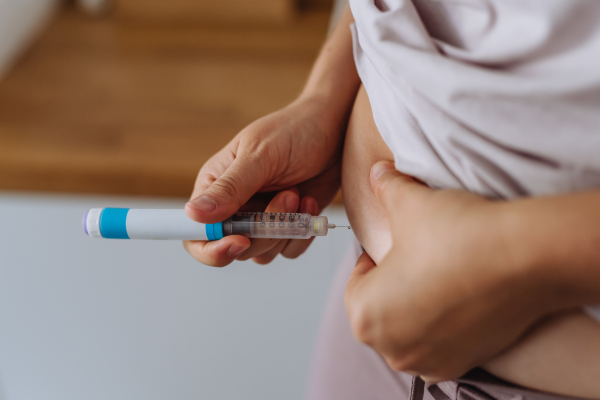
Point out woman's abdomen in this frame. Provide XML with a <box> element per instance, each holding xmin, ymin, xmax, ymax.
<box><xmin>342</xmin><ymin>85</ymin><xmax>394</xmax><ymax>264</ymax></box>
<box><xmin>341</xmin><ymin>86</ymin><xmax>600</xmax><ymax>399</ymax></box>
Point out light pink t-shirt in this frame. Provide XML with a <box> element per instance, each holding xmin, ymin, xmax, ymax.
<box><xmin>349</xmin><ymin>0</ymin><xmax>600</xmax><ymax>321</ymax></box>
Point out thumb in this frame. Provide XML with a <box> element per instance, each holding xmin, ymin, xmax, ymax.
<box><xmin>186</xmin><ymin>157</ymin><xmax>268</xmax><ymax>224</ymax></box>
<box><xmin>369</xmin><ymin>161</ymin><xmax>430</xmax><ymax>214</ymax></box>
<box><xmin>349</xmin><ymin>251</ymin><xmax>377</xmax><ymax>285</ymax></box>
<box><xmin>345</xmin><ymin>251</ymin><xmax>377</xmax><ymax>307</ymax></box>
<box><xmin>344</xmin><ymin>251</ymin><xmax>378</xmax><ymax>344</ymax></box>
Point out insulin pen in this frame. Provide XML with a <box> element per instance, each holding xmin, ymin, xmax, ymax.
<box><xmin>83</xmin><ymin>208</ymin><xmax>350</xmax><ymax>240</ymax></box>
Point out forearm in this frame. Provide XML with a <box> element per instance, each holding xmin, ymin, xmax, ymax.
<box><xmin>300</xmin><ymin>4</ymin><xmax>360</xmax><ymax>123</ymax></box>
<box><xmin>501</xmin><ymin>190</ymin><xmax>600</xmax><ymax>311</ymax></box>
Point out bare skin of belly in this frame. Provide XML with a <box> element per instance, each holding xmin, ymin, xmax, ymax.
<box><xmin>342</xmin><ymin>86</ymin><xmax>394</xmax><ymax>266</ymax></box>
<box><xmin>341</xmin><ymin>85</ymin><xmax>600</xmax><ymax>399</ymax></box>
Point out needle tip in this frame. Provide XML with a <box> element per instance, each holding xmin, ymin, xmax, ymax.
<box><xmin>327</xmin><ymin>224</ymin><xmax>352</xmax><ymax>230</ymax></box>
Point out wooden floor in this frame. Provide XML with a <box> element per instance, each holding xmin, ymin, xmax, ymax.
<box><xmin>0</xmin><ymin>7</ymin><xmax>330</xmax><ymax>198</ymax></box>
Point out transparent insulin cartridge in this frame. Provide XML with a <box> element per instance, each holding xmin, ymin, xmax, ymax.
<box><xmin>83</xmin><ymin>208</ymin><xmax>350</xmax><ymax>240</ymax></box>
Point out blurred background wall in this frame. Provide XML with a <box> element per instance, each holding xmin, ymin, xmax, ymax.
<box><xmin>0</xmin><ymin>1</ymin><xmax>352</xmax><ymax>399</ymax></box>
<box><xmin>0</xmin><ymin>0</ymin><xmax>335</xmax><ymax>197</ymax></box>
<box><xmin>0</xmin><ymin>0</ymin><xmax>61</xmax><ymax>79</ymax></box>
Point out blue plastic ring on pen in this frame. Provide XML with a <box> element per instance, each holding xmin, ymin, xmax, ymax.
<box><xmin>100</xmin><ymin>208</ymin><xmax>130</xmax><ymax>239</ymax></box>
<box><xmin>204</xmin><ymin>222</ymin><xmax>224</xmax><ymax>241</ymax></box>
<box><xmin>213</xmin><ymin>222</ymin><xmax>224</xmax><ymax>240</ymax></box>
<box><xmin>206</xmin><ymin>223</ymin><xmax>215</xmax><ymax>241</ymax></box>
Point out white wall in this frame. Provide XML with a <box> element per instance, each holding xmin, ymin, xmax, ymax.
<box><xmin>0</xmin><ymin>0</ymin><xmax>60</xmax><ymax>79</ymax></box>
<box><xmin>0</xmin><ymin>192</ymin><xmax>352</xmax><ymax>400</ymax></box>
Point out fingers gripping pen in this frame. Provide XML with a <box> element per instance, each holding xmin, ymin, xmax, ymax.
<box><xmin>83</xmin><ymin>208</ymin><xmax>350</xmax><ymax>240</ymax></box>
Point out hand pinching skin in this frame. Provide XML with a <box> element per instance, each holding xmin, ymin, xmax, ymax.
<box><xmin>345</xmin><ymin>161</ymin><xmax>555</xmax><ymax>382</ymax></box>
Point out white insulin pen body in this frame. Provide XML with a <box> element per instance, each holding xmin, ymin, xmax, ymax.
<box><xmin>83</xmin><ymin>208</ymin><xmax>348</xmax><ymax>240</ymax></box>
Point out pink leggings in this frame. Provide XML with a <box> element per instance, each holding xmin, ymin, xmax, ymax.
<box><xmin>306</xmin><ymin>240</ymin><xmax>424</xmax><ymax>400</ymax></box>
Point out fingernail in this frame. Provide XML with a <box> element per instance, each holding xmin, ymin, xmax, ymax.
<box><xmin>227</xmin><ymin>243</ymin><xmax>249</xmax><ymax>258</ymax></box>
<box><xmin>188</xmin><ymin>196</ymin><xmax>217</xmax><ymax>213</ymax></box>
<box><xmin>285</xmin><ymin>194</ymin><xmax>297</xmax><ymax>213</ymax></box>
<box><xmin>370</xmin><ymin>161</ymin><xmax>395</xmax><ymax>181</ymax></box>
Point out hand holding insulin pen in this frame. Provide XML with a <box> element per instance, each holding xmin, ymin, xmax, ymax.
<box><xmin>83</xmin><ymin>208</ymin><xmax>351</xmax><ymax>240</ymax></box>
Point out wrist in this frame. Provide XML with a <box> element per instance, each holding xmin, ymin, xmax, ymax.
<box><xmin>290</xmin><ymin>92</ymin><xmax>351</xmax><ymax>139</ymax></box>
<box><xmin>298</xmin><ymin>82</ymin><xmax>358</xmax><ymax>123</ymax></box>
